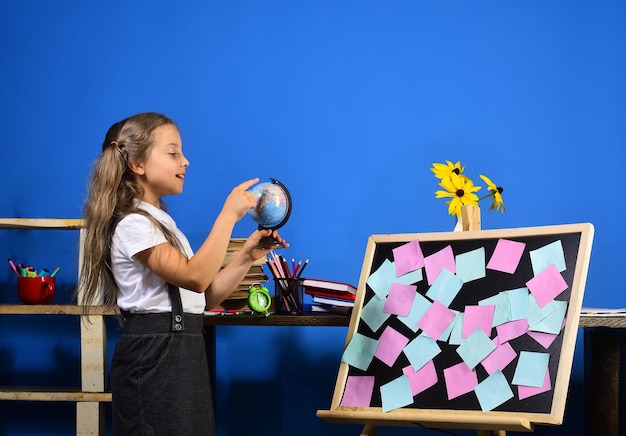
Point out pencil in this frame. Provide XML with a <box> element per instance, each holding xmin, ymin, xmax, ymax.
<box><xmin>292</xmin><ymin>260</ymin><xmax>302</xmax><ymax>277</ymax></box>
<box><xmin>278</xmin><ymin>254</ymin><xmax>291</xmax><ymax>277</ymax></box>
<box><xmin>7</xmin><ymin>258</ymin><xmax>19</xmax><ymax>277</ymax></box>
<box><xmin>296</xmin><ymin>258</ymin><xmax>309</xmax><ymax>278</ymax></box>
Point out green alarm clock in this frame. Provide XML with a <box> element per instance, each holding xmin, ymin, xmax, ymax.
<box><xmin>248</xmin><ymin>283</ymin><xmax>272</xmax><ymax>314</ymax></box>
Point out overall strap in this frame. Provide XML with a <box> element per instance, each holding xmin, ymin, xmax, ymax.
<box><xmin>167</xmin><ymin>282</ymin><xmax>184</xmax><ymax>332</ymax></box>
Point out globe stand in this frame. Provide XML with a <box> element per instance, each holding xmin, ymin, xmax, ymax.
<box><xmin>248</xmin><ymin>178</ymin><xmax>293</xmax><ymax>250</ymax></box>
<box><xmin>257</xmin><ymin>235</ymin><xmax>286</xmax><ymax>250</ymax></box>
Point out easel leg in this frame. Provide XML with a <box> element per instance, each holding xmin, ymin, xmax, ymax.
<box><xmin>360</xmin><ymin>425</ymin><xmax>377</xmax><ymax>436</ymax></box>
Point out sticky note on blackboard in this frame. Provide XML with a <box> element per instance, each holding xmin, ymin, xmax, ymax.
<box><xmin>512</xmin><ymin>351</ymin><xmax>550</xmax><ymax>388</ymax></box>
<box><xmin>475</xmin><ymin>370</ymin><xmax>514</xmax><ymax>412</ymax></box>
<box><xmin>487</xmin><ymin>239</ymin><xmax>526</xmax><ymax>274</ymax></box>
<box><xmin>340</xmin><ymin>376</ymin><xmax>375</xmax><ymax>407</ymax></box>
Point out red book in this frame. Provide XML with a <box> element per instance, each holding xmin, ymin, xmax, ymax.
<box><xmin>301</xmin><ymin>278</ymin><xmax>357</xmax><ymax>294</ymax></box>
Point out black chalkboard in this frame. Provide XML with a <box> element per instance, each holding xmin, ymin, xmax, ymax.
<box><xmin>318</xmin><ymin>223</ymin><xmax>594</xmax><ymax>433</ymax></box>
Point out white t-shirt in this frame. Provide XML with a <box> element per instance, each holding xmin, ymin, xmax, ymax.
<box><xmin>111</xmin><ymin>201</ymin><xmax>206</xmax><ymax>314</ymax></box>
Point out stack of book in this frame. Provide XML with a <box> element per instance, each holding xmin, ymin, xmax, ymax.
<box><xmin>303</xmin><ymin>278</ymin><xmax>357</xmax><ymax>314</ymax></box>
<box><xmin>208</xmin><ymin>238</ymin><xmax>268</xmax><ymax>311</ymax></box>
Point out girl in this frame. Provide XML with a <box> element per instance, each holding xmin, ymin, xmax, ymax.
<box><xmin>77</xmin><ymin>112</ymin><xmax>287</xmax><ymax>435</ymax></box>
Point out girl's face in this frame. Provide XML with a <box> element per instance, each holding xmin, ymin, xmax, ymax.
<box><xmin>130</xmin><ymin>124</ymin><xmax>190</xmax><ymax>206</ymax></box>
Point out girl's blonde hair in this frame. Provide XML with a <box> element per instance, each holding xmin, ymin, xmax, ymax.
<box><xmin>77</xmin><ymin>112</ymin><xmax>184</xmax><ymax>309</ymax></box>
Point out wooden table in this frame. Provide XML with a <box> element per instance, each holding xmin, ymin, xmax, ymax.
<box><xmin>203</xmin><ymin>312</ymin><xmax>351</xmax><ymax>327</ymax></box>
<box><xmin>204</xmin><ymin>313</ymin><xmax>625</xmax><ymax>436</ymax></box>
<box><xmin>203</xmin><ymin>311</ymin><xmax>351</xmax><ymax>426</ymax></box>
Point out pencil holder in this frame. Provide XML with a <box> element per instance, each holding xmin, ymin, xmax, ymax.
<box><xmin>273</xmin><ymin>278</ymin><xmax>304</xmax><ymax>314</ymax></box>
<box><xmin>17</xmin><ymin>276</ymin><xmax>55</xmax><ymax>305</ymax></box>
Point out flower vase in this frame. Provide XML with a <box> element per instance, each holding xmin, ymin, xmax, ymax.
<box><xmin>453</xmin><ymin>205</ymin><xmax>481</xmax><ymax>232</ymax></box>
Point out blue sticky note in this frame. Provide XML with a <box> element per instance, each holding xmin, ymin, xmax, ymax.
<box><xmin>530</xmin><ymin>240</ymin><xmax>566</xmax><ymax>276</ymax></box>
<box><xmin>506</xmin><ymin>287</ymin><xmax>530</xmax><ymax>321</ymax></box>
<box><xmin>456</xmin><ymin>247</ymin><xmax>486</xmax><ymax>283</ymax></box>
<box><xmin>448</xmin><ymin>313</ymin><xmax>465</xmax><ymax>345</ymax></box>
<box><xmin>528</xmin><ymin>295</ymin><xmax>567</xmax><ymax>335</ymax></box>
<box><xmin>479</xmin><ymin>293</ymin><xmax>511</xmax><ymax>327</ymax></box>
<box><xmin>404</xmin><ymin>334</ymin><xmax>441</xmax><ymax>372</ymax></box>
<box><xmin>367</xmin><ymin>259</ymin><xmax>396</xmax><ymax>298</ymax></box>
<box><xmin>474</xmin><ymin>370</ymin><xmax>514</xmax><ymax>412</ymax></box>
<box><xmin>380</xmin><ymin>374</ymin><xmax>414</xmax><ymax>412</ymax></box>
<box><xmin>425</xmin><ymin>268</ymin><xmax>464</xmax><ymax>307</ymax></box>
<box><xmin>395</xmin><ymin>268</ymin><xmax>423</xmax><ymax>285</ymax></box>
<box><xmin>361</xmin><ymin>294</ymin><xmax>391</xmax><ymax>333</ymax></box>
<box><xmin>397</xmin><ymin>292</ymin><xmax>432</xmax><ymax>332</ymax></box>
<box><xmin>512</xmin><ymin>351</ymin><xmax>550</xmax><ymax>388</ymax></box>
<box><xmin>341</xmin><ymin>332</ymin><xmax>379</xmax><ymax>371</ymax></box>
<box><xmin>456</xmin><ymin>328</ymin><xmax>497</xmax><ymax>370</ymax></box>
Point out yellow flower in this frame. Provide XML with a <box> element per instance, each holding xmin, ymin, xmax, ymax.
<box><xmin>431</xmin><ymin>160</ymin><xmax>465</xmax><ymax>180</ymax></box>
<box><xmin>435</xmin><ymin>172</ymin><xmax>482</xmax><ymax>217</ymax></box>
<box><xmin>479</xmin><ymin>174</ymin><xmax>506</xmax><ymax>213</ymax></box>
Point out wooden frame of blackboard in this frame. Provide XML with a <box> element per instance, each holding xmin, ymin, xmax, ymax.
<box><xmin>317</xmin><ymin>223</ymin><xmax>594</xmax><ymax>433</ymax></box>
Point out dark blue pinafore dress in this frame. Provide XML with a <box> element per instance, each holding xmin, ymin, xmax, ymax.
<box><xmin>111</xmin><ymin>284</ymin><xmax>215</xmax><ymax>435</ymax></box>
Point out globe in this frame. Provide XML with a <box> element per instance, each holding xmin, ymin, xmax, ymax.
<box><xmin>247</xmin><ymin>178</ymin><xmax>292</xmax><ymax>248</ymax></box>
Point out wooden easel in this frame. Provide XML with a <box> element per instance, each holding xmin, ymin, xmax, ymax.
<box><xmin>317</xmin><ymin>211</ymin><xmax>594</xmax><ymax>436</ymax></box>
<box><xmin>453</xmin><ymin>203</ymin><xmax>481</xmax><ymax>232</ymax></box>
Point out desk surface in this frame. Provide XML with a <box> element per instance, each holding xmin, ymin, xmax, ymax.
<box><xmin>204</xmin><ymin>313</ymin><xmax>626</xmax><ymax>329</ymax></box>
<box><xmin>579</xmin><ymin>315</ymin><xmax>626</xmax><ymax>329</ymax></box>
<box><xmin>203</xmin><ymin>312</ymin><xmax>351</xmax><ymax>326</ymax></box>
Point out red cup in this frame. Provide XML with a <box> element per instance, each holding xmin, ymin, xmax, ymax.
<box><xmin>17</xmin><ymin>276</ymin><xmax>55</xmax><ymax>304</ymax></box>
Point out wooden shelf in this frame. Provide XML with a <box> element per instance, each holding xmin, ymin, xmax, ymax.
<box><xmin>0</xmin><ymin>217</ymin><xmax>107</xmax><ymax>436</ymax></box>
<box><xmin>0</xmin><ymin>387</ymin><xmax>111</xmax><ymax>402</ymax></box>
<box><xmin>0</xmin><ymin>218</ymin><xmax>84</xmax><ymax>229</ymax></box>
<box><xmin>0</xmin><ymin>305</ymin><xmax>116</xmax><ymax>315</ymax></box>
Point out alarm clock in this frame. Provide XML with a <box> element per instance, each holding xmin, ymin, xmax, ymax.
<box><xmin>248</xmin><ymin>283</ymin><xmax>272</xmax><ymax>314</ymax></box>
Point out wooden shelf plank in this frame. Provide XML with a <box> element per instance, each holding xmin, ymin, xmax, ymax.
<box><xmin>0</xmin><ymin>218</ymin><xmax>84</xmax><ymax>229</ymax></box>
<box><xmin>0</xmin><ymin>387</ymin><xmax>111</xmax><ymax>402</ymax></box>
<box><xmin>0</xmin><ymin>305</ymin><xmax>117</xmax><ymax>315</ymax></box>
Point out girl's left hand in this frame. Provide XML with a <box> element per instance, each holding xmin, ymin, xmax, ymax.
<box><xmin>245</xmin><ymin>229</ymin><xmax>289</xmax><ymax>260</ymax></box>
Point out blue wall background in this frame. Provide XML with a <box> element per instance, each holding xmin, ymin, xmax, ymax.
<box><xmin>1</xmin><ymin>1</ymin><xmax>624</xmax><ymax>435</ymax></box>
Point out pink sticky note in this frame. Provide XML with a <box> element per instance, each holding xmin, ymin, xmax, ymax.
<box><xmin>424</xmin><ymin>245</ymin><xmax>456</xmax><ymax>285</ymax></box>
<box><xmin>496</xmin><ymin>319</ymin><xmax>529</xmax><ymax>343</ymax></box>
<box><xmin>374</xmin><ymin>326</ymin><xmax>410</xmax><ymax>367</ymax></box>
<box><xmin>518</xmin><ymin>368</ymin><xmax>551</xmax><ymax>400</ymax></box>
<box><xmin>481</xmin><ymin>340</ymin><xmax>517</xmax><ymax>375</ymax></box>
<box><xmin>383</xmin><ymin>283</ymin><xmax>417</xmax><ymax>316</ymax></box>
<box><xmin>340</xmin><ymin>376</ymin><xmax>376</xmax><ymax>407</ymax></box>
<box><xmin>443</xmin><ymin>361</ymin><xmax>478</xmax><ymax>400</ymax></box>
<box><xmin>528</xmin><ymin>331</ymin><xmax>559</xmax><ymax>349</ymax></box>
<box><xmin>393</xmin><ymin>239</ymin><xmax>425</xmax><ymax>277</ymax></box>
<box><xmin>418</xmin><ymin>300</ymin><xmax>456</xmax><ymax>339</ymax></box>
<box><xmin>526</xmin><ymin>263</ymin><xmax>569</xmax><ymax>308</ymax></box>
<box><xmin>403</xmin><ymin>360</ymin><xmax>438</xmax><ymax>396</ymax></box>
<box><xmin>487</xmin><ymin>239</ymin><xmax>526</xmax><ymax>274</ymax></box>
<box><xmin>462</xmin><ymin>305</ymin><xmax>496</xmax><ymax>339</ymax></box>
